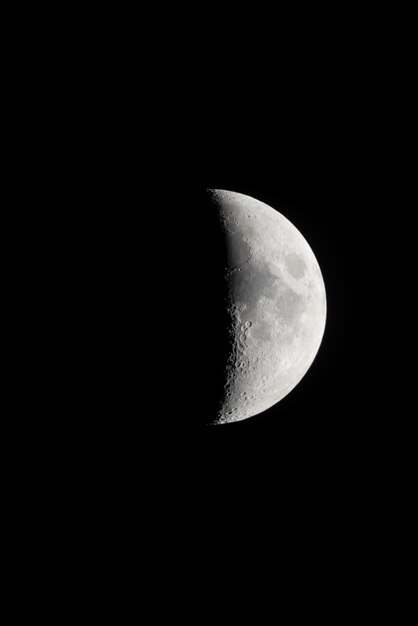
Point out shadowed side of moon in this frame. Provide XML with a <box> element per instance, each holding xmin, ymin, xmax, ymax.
<box><xmin>134</xmin><ymin>189</ymin><xmax>325</xmax><ymax>429</ymax></box>
<box><xmin>157</xmin><ymin>190</ymin><xmax>231</xmax><ymax>427</ymax></box>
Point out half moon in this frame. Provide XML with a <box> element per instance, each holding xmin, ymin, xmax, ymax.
<box><xmin>209</xmin><ymin>189</ymin><xmax>327</xmax><ymax>424</ymax></box>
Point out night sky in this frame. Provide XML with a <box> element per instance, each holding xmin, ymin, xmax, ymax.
<box><xmin>45</xmin><ymin>18</ymin><xmax>410</xmax><ymax>603</ymax></box>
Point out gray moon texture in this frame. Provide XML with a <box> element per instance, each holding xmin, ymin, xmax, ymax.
<box><xmin>210</xmin><ymin>189</ymin><xmax>327</xmax><ymax>425</ymax></box>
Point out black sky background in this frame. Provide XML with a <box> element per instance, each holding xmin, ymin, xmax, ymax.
<box><xmin>100</xmin><ymin>78</ymin><xmax>401</xmax><ymax>523</ymax></box>
<box><xmin>79</xmin><ymin>42</ymin><xmax>406</xmax><ymax>504</ymax></box>
<box><xmin>113</xmin><ymin>95</ymin><xmax>404</xmax><ymax>574</ymax></box>
<box><xmin>26</xmin><ymin>12</ymin><xmax>415</xmax><ymax>606</ymax></box>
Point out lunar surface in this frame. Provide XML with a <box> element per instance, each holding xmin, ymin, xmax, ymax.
<box><xmin>208</xmin><ymin>189</ymin><xmax>327</xmax><ymax>425</ymax></box>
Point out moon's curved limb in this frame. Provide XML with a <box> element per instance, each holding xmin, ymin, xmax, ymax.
<box><xmin>208</xmin><ymin>189</ymin><xmax>327</xmax><ymax>424</ymax></box>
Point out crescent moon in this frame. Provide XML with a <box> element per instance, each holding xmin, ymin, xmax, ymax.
<box><xmin>209</xmin><ymin>189</ymin><xmax>327</xmax><ymax>425</ymax></box>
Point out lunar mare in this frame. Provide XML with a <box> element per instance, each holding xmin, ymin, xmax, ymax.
<box><xmin>209</xmin><ymin>189</ymin><xmax>327</xmax><ymax>425</ymax></box>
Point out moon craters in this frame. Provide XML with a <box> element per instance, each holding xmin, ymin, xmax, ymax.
<box><xmin>210</xmin><ymin>189</ymin><xmax>326</xmax><ymax>425</ymax></box>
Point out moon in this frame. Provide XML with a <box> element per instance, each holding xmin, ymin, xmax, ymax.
<box><xmin>208</xmin><ymin>189</ymin><xmax>327</xmax><ymax>425</ymax></box>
